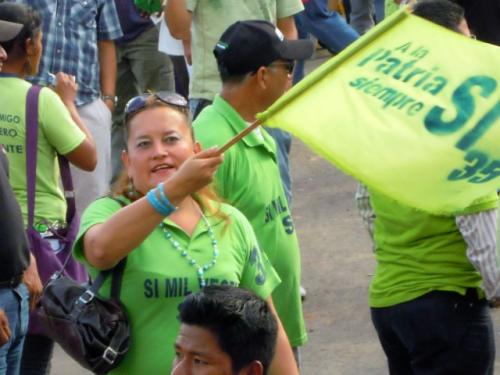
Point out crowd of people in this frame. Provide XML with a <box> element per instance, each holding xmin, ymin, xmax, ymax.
<box><xmin>0</xmin><ymin>0</ymin><xmax>499</xmax><ymax>374</ymax></box>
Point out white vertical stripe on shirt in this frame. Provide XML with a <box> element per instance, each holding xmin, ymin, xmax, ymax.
<box><xmin>456</xmin><ymin>209</ymin><xmax>499</xmax><ymax>299</ymax></box>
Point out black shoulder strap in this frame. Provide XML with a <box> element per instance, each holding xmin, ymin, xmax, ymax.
<box><xmin>110</xmin><ymin>257</ymin><xmax>127</xmax><ymax>299</ymax></box>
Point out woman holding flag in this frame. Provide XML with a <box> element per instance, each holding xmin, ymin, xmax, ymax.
<box><xmin>73</xmin><ymin>92</ymin><xmax>299</xmax><ymax>374</ymax></box>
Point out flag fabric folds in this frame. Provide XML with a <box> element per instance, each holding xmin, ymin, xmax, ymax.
<box><xmin>257</xmin><ymin>10</ymin><xmax>500</xmax><ymax>215</ymax></box>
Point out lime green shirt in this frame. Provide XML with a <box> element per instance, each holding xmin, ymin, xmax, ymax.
<box><xmin>193</xmin><ymin>95</ymin><xmax>307</xmax><ymax>347</ymax></box>
<box><xmin>369</xmin><ymin>190</ymin><xmax>499</xmax><ymax>308</ymax></box>
<box><xmin>186</xmin><ymin>0</ymin><xmax>304</xmax><ymax>100</ymax></box>
<box><xmin>0</xmin><ymin>77</ymin><xmax>85</xmax><ymax>225</ymax></box>
<box><xmin>73</xmin><ymin>197</ymin><xmax>280</xmax><ymax>374</ymax></box>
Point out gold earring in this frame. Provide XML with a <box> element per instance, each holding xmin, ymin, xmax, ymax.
<box><xmin>127</xmin><ymin>177</ymin><xmax>139</xmax><ymax>200</ymax></box>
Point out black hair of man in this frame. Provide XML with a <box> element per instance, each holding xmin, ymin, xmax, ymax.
<box><xmin>217</xmin><ymin>65</ymin><xmax>249</xmax><ymax>85</ymax></box>
<box><xmin>178</xmin><ymin>285</ymin><xmax>278</xmax><ymax>375</ymax></box>
<box><xmin>0</xmin><ymin>3</ymin><xmax>41</xmax><ymax>56</ymax></box>
<box><xmin>411</xmin><ymin>0</ymin><xmax>465</xmax><ymax>32</ymax></box>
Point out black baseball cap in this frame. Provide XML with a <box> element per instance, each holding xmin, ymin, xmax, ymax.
<box><xmin>0</xmin><ymin>20</ymin><xmax>22</xmax><ymax>42</ymax></box>
<box><xmin>214</xmin><ymin>20</ymin><xmax>314</xmax><ymax>76</ymax></box>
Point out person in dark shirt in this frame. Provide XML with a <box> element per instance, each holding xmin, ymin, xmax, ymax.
<box><xmin>0</xmin><ymin>20</ymin><xmax>42</xmax><ymax>373</ymax></box>
<box><xmin>0</xmin><ymin>143</ymin><xmax>40</xmax><ymax>372</ymax></box>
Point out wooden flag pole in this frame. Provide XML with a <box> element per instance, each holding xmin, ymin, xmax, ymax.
<box><xmin>217</xmin><ymin>118</ymin><xmax>262</xmax><ymax>154</ymax></box>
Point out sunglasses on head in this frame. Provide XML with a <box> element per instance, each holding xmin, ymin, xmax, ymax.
<box><xmin>124</xmin><ymin>91</ymin><xmax>188</xmax><ymax>121</ymax></box>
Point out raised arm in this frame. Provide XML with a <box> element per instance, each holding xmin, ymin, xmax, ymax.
<box><xmin>55</xmin><ymin>72</ymin><xmax>97</xmax><ymax>171</ymax></box>
<box><xmin>98</xmin><ymin>39</ymin><xmax>117</xmax><ymax>112</ymax></box>
<box><xmin>83</xmin><ymin>148</ymin><xmax>223</xmax><ymax>270</ymax></box>
<box><xmin>164</xmin><ymin>0</ymin><xmax>192</xmax><ymax>41</ymax></box>
<box><xmin>277</xmin><ymin>15</ymin><xmax>298</xmax><ymax>40</ymax></box>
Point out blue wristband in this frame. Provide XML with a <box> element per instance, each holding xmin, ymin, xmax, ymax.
<box><xmin>157</xmin><ymin>182</ymin><xmax>174</xmax><ymax>208</ymax></box>
<box><xmin>146</xmin><ymin>189</ymin><xmax>175</xmax><ymax>216</ymax></box>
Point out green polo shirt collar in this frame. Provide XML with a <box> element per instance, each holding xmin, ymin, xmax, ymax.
<box><xmin>212</xmin><ymin>95</ymin><xmax>276</xmax><ymax>159</ymax></box>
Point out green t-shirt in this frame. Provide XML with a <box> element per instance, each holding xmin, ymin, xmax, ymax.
<box><xmin>73</xmin><ymin>197</ymin><xmax>280</xmax><ymax>374</ymax></box>
<box><xmin>186</xmin><ymin>0</ymin><xmax>304</xmax><ymax>101</ymax></box>
<box><xmin>193</xmin><ymin>95</ymin><xmax>307</xmax><ymax>347</ymax></box>
<box><xmin>369</xmin><ymin>190</ymin><xmax>499</xmax><ymax>308</ymax></box>
<box><xmin>0</xmin><ymin>77</ymin><xmax>85</xmax><ymax>225</ymax></box>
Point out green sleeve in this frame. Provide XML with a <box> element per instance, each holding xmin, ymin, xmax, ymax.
<box><xmin>72</xmin><ymin>197</ymin><xmax>123</xmax><ymax>267</ymax></box>
<box><xmin>234</xmin><ymin>209</ymin><xmax>281</xmax><ymax>300</ymax></box>
<box><xmin>39</xmin><ymin>88</ymin><xmax>86</xmax><ymax>156</ymax></box>
<box><xmin>276</xmin><ymin>0</ymin><xmax>304</xmax><ymax>18</ymax></box>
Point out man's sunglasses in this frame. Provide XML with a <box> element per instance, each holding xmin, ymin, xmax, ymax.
<box><xmin>124</xmin><ymin>91</ymin><xmax>188</xmax><ymax>121</ymax></box>
<box><xmin>267</xmin><ymin>60</ymin><xmax>295</xmax><ymax>74</ymax></box>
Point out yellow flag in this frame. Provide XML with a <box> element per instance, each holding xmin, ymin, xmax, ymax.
<box><xmin>258</xmin><ymin>10</ymin><xmax>500</xmax><ymax>215</ymax></box>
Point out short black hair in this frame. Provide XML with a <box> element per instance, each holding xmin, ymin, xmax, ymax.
<box><xmin>412</xmin><ymin>0</ymin><xmax>465</xmax><ymax>32</ymax></box>
<box><xmin>178</xmin><ymin>285</ymin><xmax>278</xmax><ymax>374</ymax></box>
<box><xmin>217</xmin><ymin>61</ymin><xmax>250</xmax><ymax>84</ymax></box>
<box><xmin>0</xmin><ymin>3</ymin><xmax>41</xmax><ymax>56</ymax></box>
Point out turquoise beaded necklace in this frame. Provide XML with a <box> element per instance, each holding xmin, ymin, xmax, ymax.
<box><xmin>158</xmin><ymin>209</ymin><xmax>219</xmax><ymax>287</ymax></box>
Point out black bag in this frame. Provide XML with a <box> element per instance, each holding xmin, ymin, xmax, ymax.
<box><xmin>36</xmin><ymin>258</ymin><xmax>130</xmax><ymax>374</ymax></box>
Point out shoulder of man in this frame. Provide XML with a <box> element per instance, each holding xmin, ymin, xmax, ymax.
<box><xmin>193</xmin><ymin>105</ymin><xmax>235</xmax><ymax>148</ymax></box>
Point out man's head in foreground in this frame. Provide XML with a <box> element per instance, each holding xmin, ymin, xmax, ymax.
<box><xmin>213</xmin><ymin>20</ymin><xmax>314</xmax><ymax>113</ymax></box>
<box><xmin>172</xmin><ymin>285</ymin><xmax>278</xmax><ymax>375</ymax></box>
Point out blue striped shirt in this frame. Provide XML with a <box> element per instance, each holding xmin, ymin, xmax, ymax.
<box><xmin>13</xmin><ymin>0</ymin><xmax>122</xmax><ymax>106</ymax></box>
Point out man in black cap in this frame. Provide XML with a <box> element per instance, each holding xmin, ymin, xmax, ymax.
<box><xmin>194</xmin><ymin>20</ymin><xmax>314</xmax><ymax>367</ymax></box>
<box><xmin>0</xmin><ymin>18</ymin><xmax>42</xmax><ymax>371</ymax></box>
